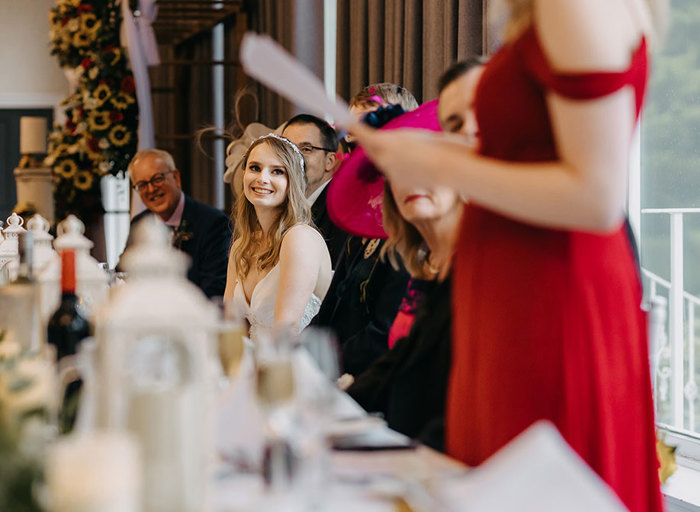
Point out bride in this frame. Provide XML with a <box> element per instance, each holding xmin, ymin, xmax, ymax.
<box><xmin>224</xmin><ymin>133</ymin><xmax>332</xmax><ymax>341</ymax></box>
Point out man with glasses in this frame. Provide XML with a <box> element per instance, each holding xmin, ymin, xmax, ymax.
<box><xmin>282</xmin><ymin>114</ymin><xmax>348</xmax><ymax>267</ymax></box>
<box><xmin>122</xmin><ymin>148</ymin><xmax>232</xmax><ymax>297</ymax></box>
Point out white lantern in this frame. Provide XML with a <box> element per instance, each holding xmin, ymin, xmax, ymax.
<box><xmin>93</xmin><ymin>216</ymin><xmax>217</xmax><ymax>512</ymax></box>
<box><xmin>27</xmin><ymin>214</ymin><xmax>55</xmax><ymax>272</ymax></box>
<box><xmin>0</xmin><ymin>213</ymin><xmax>27</xmax><ymax>281</ymax></box>
<box><xmin>41</xmin><ymin>215</ymin><xmax>108</xmax><ymax>320</ymax></box>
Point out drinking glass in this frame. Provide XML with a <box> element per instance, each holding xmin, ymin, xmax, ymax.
<box><xmin>218</xmin><ymin>299</ymin><xmax>246</xmax><ymax>381</ymax></box>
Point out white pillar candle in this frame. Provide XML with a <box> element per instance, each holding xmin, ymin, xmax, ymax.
<box><xmin>20</xmin><ymin>116</ymin><xmax>47</xmax><ymax>155</ymax></box>
<box><xmin>45</xmin><ymin>432</ymin><xmax>142</xmax><ymax>512</ymax></box>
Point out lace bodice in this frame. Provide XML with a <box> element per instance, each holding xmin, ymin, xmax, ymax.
<box><xmin>231</xmin><ymin>263</ymin><xmax>322</xmax><ymax>342</ymax></box>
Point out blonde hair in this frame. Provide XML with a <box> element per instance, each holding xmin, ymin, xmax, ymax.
<box><xmin>380</xmin><ymin>183</ymin><xmax>433</xmax><ymax>280</ymax></box>
<box><xmin>230</xmin><ymin>136</ymin><xmax>311</xmax><ymax>280</ymax></box>
<box><xmin>350</xmin><ymin>83</ymin><xmax>419</xmax><ymax>112</ymax></box>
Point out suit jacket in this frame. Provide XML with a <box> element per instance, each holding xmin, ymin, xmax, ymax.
<box><xmin>314</xmin><ymin>236</ymin><xmax>411</xmax><ymax>376</ymax></box>
<box><xmin>126</xmin><ymin>194</ymin><xmax>232</xmax><ymax>298</ymax></box>
<box><xmin>310</xmin><ymin>185</ymin><xmax>348</xmax><ymax>269</ymax></box>
<box><xmin>347</xmin><ymin>277</ymin><xmax>451</xmax><ymax>452</ymax></box>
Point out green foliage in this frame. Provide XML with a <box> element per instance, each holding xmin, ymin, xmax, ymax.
<box><xmin>642</xmin><ymin>0</ymin><xmax>700</xmax><ymax>294</ymax></box>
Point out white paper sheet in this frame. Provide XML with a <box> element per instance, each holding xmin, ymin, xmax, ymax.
<box><xmin>240</xmin><ymin>32</ymin><xmax>354</xmax><ymax>128</ymax></box>
<box><xmin>438</xmin><ymin>421</ymin><xmax>628</xmax><ymax>512</ymax></box>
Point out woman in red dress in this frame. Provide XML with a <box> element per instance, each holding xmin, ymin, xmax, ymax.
<box><xmin>350</xmin><ymin>1</ymin><xmax>665</xmax><ymax>510</ymax></box>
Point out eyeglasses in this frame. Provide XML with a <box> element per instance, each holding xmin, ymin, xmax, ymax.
<box><xmin>132</xmin><ymin>170</ymin><xmax>174</xmax><ymax>192</ymax></box>
<box><xmin>297</xmin><ymin>144</ymin><xmax>335</xmax><ymax>155</ymax></box>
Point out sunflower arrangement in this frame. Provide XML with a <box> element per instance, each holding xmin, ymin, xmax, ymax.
<box><xmin>48</xmin><ymin>0</ymin><xmax>119</xmax><ymax>68</ymax></box>
<box><xmin>47</xmin><ymin>0</ymin><xmax>138</xmax><ymax>224</ymax></box>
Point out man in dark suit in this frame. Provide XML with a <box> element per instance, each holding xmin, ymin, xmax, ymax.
<box><xmin>125</xmin><ymin>148</ymin><xmax>232</xmax><ymax>297</ymax></box>
<box><xmin>282</xmin><ymin>114</ymin><xmax>348</xmax><ymax>267</ymax></box>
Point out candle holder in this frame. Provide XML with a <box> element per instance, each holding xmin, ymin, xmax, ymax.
<box><xmin>13</xmin><ymin>117</ymin><xmax>53</xmax><ymax>225</ymax></box>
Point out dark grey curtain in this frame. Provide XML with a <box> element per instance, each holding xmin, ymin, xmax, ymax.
<box><xmin>246</xmin><ymin>0</ymin><xmax>325</xmax><ymax>128</ymax></box>
<box><xmin>336</xmin><ymin>0</ymin><xmax>484</xmax><ymax>103</ymax></box>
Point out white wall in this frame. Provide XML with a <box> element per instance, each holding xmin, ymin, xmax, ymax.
<box><xmin>0</xmin><ymin>0</ymin><xmax>68</xmax><ymax>107</ymax></box>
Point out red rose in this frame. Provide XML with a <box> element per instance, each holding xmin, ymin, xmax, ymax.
<box><xmin>61</xmin><ymin>15</ymin><xmax>70</xmax><ymax>27</ymax></box>
<box><xmin>81</xmin><ymin>57</ymin><xmax>93</xmax><ymax>69</ymax></box>
<box><xmin>78</xmin><ymin>106</ymin><xmax>85</xmax><ymax>119</ymax></box>
<box><xmin>103</xmin><ymin>45</ymin><xmax>116</xmax><ymax>53</ymax></box>
<box><xmin>77</xmin><ymin>4</ymin><xmax>93</xmax><ymax>13</ymax></box>
<box><xmin>120</xmin><ymin>76</ymin><xmax>136</xmax><ymax>94</ymax></box>
<box><xmin>66</xmin><ymin>120</ymin><xmax>76</xmax><ymax>133</ymax></box>
<box><xmin>109</xmin><ymin>111</ymin><xmax>124</xmax><ymax>123</ymax></box>
<box><xmin>88</xmin><ymin>137</ymin><xmax>100</xmax><ymax>152</ymax></box>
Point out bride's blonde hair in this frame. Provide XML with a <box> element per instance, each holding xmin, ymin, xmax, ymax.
<box><xmin>230</xmin><ymin>136</ymin><xmax>311</xmax><ymax>280</ymax></box>
<box><xmin>493</xmin><ymin>0</ymin><xmax>668</xmax><ymax>45</ymax></box>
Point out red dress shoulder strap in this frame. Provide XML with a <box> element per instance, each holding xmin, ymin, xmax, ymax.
<box><xmin>516</xmin><ymin>25</ymin><xmax>649</xmax><ymax>116</ymax></box>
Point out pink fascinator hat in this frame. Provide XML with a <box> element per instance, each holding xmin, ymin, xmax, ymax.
<box><xmin>327</xmin><ymin>99</ymin><xmax>441</xmax><ymax>239</ymax></box>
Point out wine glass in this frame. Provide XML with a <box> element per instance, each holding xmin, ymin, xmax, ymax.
<box><xmin>254</xmin><ymin>326</ymin><xmax>297</xmax><ymax>411</ymax></box>
<box><xmin>212</xmin><ymin>297</ymin><xmax>246</xmax><ymax>385</ymax></box>
<box><xmin>253</xmin><ymin>326</ymin><xmax>298</xmax><ymax>492</ymax></box>
<box><xmin>219</xmin><ymin>299</ymin><xmax>246</xmax><ymax>381</ymax></box>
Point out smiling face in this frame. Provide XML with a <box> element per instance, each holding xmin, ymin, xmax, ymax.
<box><xmin>243</xmin><ymin>142</ymin><xmax>289</xmax><ymax>211</ymax></box>
<box><xmin>130</xmin><ymin>153</ymin><xmax>182</xmax><ymax>221</ymax></box>
<box><xmin>389</xmin><ymin>181</ymin><xmax>461</xmax><ymax>226</ymax></box>
<box><xmin>437</xmin><ymin>66</ymin><xmax>484</xmax><ymax>144</ymax></box>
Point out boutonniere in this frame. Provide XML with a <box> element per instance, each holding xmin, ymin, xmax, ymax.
<box><xmin>172</xmin><ymin>220</ymin><xmax>194</xmax><ymax>249</ymax></box>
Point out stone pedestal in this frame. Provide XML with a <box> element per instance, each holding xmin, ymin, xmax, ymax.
<box><xmin>13</xmin><ymin>167</ymin><xmax>54</xmax><ymax>224</ymax></box>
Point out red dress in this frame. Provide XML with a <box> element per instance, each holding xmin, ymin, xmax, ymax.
<box><xmin>447</xmin><ymin>26</ymin><xmax>662</xmax><ymax>511</ymax></box>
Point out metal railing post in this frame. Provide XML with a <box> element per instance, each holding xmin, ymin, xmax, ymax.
<box><xmin>670</xmin><ymin>212</ymin><xmax>685</xmax><ymax>427</ymax></box>
<box><xmin>688</xmin><ymin>301</ymin><xmax>696</xmax><ymax>431</ymax></box>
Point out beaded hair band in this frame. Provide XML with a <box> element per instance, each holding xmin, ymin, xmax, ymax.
<box><xmin>252</xmin><ymin>133</ymin><xmax>305</xmax><ymax>178</ymax></box>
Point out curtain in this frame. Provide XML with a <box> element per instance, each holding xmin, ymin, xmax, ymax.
<box><xmin>336</xmin><ymin>0</ymin><xmax>484</xmax><ymax>104</ymax></box>
<box><xmin>246</xmin><ymin>0</ymin><xmax>298</xmax><ymax>128</ymax></box>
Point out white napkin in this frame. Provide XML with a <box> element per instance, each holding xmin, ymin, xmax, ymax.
<box><xmin>438</xmin><ymin>421</ymin><xmax>628</xmax><ymax>512</ymax></box>
<box><xmin>216</xmin><ymin>347</ymin><xmax>365</xmax><ymax>459</ymax></box>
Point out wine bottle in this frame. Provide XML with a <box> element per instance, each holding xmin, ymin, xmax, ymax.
<box><xmin>47</xmin><ymin>250</ymin><xmax>91</xmax><ymax>361</ymax></box>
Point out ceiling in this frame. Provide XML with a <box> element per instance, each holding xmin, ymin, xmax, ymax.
<box><xmin>150</xmin><ymin>0</ymin><xmax>244</xmax><ymax>45</ymax></box>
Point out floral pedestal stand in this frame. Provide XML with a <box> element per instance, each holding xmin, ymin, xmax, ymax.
<box><xmin>13</xmin><ymin>166</ymin><xmax>55</xmax><ymax>225</ymax></box>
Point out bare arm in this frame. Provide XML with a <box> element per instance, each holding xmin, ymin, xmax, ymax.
<box><xmin>274</xmin><ymin>225</ymin><xmax>327</xmax><ymax>329</ymax></box>
<box><xmin>223</xmin><ymin>247</ymin><xmax>237</xmax><ymax>302</ymax></box>
<box><xmin>349</xmin><ymin>0</ymin><xmax>647</xmax><ymax>233</ymax></box>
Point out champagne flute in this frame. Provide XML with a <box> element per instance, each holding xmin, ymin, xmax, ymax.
<box><xmin>254</xmin><ymin>326</ymin><xmax>296</xmax><ymax>409</ymax></box>
<box><xmin>214</xmin><ymin>297</ymin><xmax>246</xmax><ymax>382</ymax></box>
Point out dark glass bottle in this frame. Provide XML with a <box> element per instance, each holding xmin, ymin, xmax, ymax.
<box><xmin>47</xmin><ymin>250</ymin><xmax>91</xmax><ymax>361</ymax></box>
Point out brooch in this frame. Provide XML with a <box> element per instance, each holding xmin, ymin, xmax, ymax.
<box><xmin>363</xmin><ymin>238</ymin><xmax>380</xmax><ymax>259</ymax></box>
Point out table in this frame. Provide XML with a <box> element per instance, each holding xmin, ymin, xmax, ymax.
<box><xmin>214</xmin><ymin>348</ymin><xmax>465</xmax><ymax>511</ymax></box>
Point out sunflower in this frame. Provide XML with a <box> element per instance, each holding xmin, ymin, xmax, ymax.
<box><xmin>80</xmin><ymin>13</ymin><xmax>101</xmax><ymax>34</ymax></box>
<box><xmin>55</xmin><ymin>159</ymin><xmax>78</xmax><ymax>179</ymax></box>
<box><xmin>74</xmin><ymin>170</ymin><xmax>94</xmax><ymax>191</ymax></box>
<box><xmin>110</xmin><ymin>92</ymin><xmax>135</xmax><ymax>109</ymax></box>
<box><xmin>109</xmin><ymin>125</ymin><xmax>131</xmax><ymax>146</ymax></box>
<box><xmin>106</xmin><ymin>47</ymin><xmax>122</xmax><ymax>66</ymax></box>
<box><xmin>53</xmin><ymin>143</ymin><xmax>70</xmax><ymax>156</ymax></box>
<box><xmin>93</xmin><ymin>84</ymin><xmax>111</xmax><ymax>106</ymax></box>
<box><xmin>73</xmin><ymin>30</ymin><xmax>91</xmax><ymax>47</ymax></box>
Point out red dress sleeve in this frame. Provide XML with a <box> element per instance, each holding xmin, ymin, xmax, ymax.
<box><xmin>517</xmin><ymin>26</ymin><xmax>649</xmax><ymax>116</ymax></box>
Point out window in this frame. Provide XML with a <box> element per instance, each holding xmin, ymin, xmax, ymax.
<box><xmin>639</xmin><ymin>0</ymin><xmax>700</xmax><ymax>451</ymax></box>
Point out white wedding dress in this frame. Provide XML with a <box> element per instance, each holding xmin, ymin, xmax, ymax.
<box><xmin>231</xmin><ymin>263</ymin><xmax>322</xmax><ymax>342</ymax></box>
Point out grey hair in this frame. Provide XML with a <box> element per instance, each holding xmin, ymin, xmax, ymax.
<box><xmin>128</xmin><ymin>148</ymin><xmax>177</xmax><ymax>175</ymax></box>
